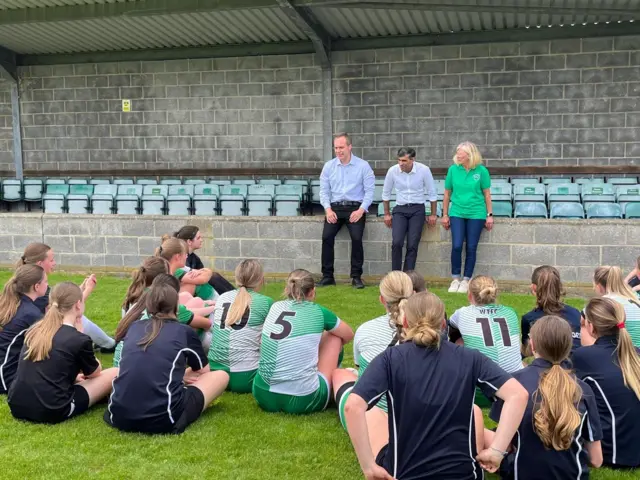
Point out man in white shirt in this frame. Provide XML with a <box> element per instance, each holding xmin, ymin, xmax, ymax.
<box><xmin>382</xmin><ymin>147</ymin><xmax>438</xmax><ymax>271</ymax></box>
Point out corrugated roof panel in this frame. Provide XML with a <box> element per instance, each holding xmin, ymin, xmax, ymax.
<box><xmin>0</xmin><ymin>0</ymin><xmax>130</xmax><ymax>9</ymax></box>
<box><xmin>310</xmin><ymin>6</ymin><xmax>640</xmax><ymax>38</ymax></box>
<box><xmin>0</xmin><ymin>7</ymin><xmax>307</xmax><ymax>54</ymax></box>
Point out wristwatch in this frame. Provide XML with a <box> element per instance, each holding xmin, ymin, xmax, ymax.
<box><xmin>487</xmin><ymin>213</ymin><xmax>493</xmax><ymax>217</ymax></box>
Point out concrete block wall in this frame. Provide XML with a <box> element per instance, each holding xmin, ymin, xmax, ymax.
<box><xmin>1</xmin><ymin>213</ymin><xmax>639</xmax><ymax>288</ymax></box>
<box><xmin>3</xmin><ymin>34</ymin><xmax>640</xmax><ymax>172</ymax></box>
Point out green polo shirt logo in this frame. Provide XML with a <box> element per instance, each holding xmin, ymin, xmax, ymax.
<box><xmin>445</xmin><ymin>164</ymin><xmax>491</xmax><ymax>220</ymax></box>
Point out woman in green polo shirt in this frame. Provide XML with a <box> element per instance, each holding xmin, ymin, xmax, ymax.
<box><xmin>442</xmin><ymin>142</ymin><xmax>494</xmax><ymax>294</ymax></box>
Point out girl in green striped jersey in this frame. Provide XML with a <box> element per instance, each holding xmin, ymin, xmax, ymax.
<box><xmin>209</xmin><ymin>259</ymin><xmax>273</xmax><ymax>393</ymax></box>
<box><xmin>334</xmin><ymin>271</ymin><xmax>414</xmax><ymax>436</ymax></box>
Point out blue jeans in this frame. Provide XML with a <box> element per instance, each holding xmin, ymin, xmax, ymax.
<box><xmin>450</xmin><ymin>216</ymin><xmax>485</xmax><ymax>279</ymax></box>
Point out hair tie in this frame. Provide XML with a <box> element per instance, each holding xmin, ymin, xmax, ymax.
<box><xmin>51</xmin><ymin>302</ymin><xmax>59</xmax><ymax>308</ymax></box>
<box><xmin>140</xmin><ymin>266</ymin><xmax>145</xmax><ymax>273</ymax></box>
<box><xmin>617</xmin><ymin>322</ymin><xmax>626</xmax><ymax>330</ymax></box>
<box><xmin>21</xmin><ymin>255</ymin><xmax>25</xmax><ymax>261</ymax></box>
<box><xmin>158</xmin><ymin>246</ymin><xmax>163</xmax><ymax>254</ymax></box>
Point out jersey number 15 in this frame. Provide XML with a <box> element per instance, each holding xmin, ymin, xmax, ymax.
<box><xmin>476</xmin><ymin>317</ymin><xmax>511</xmax><ymax>347</ymax></box>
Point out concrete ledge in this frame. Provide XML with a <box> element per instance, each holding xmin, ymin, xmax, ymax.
<box><xmin>1</xmin><ymin>213</ymin><xmax>638</xmax><ymax>294</ymax></box>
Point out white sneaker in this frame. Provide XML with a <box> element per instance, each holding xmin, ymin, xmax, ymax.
<box><xmin>458</xmin><ymin>279</ymin><xmax>469</xmax><ymax>294</ymax></box>
<box><xmin>448</xmin><ymin>279</ymin><xmax>460</xmax><ymax>293</ymax></box>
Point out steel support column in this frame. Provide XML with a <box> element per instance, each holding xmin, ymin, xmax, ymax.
<box><xmin>0</xmin><ymin>47</ymin><xmax>22</xmax><ymax>179</ymax></box>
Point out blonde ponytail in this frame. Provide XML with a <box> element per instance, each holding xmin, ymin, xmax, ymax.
<box><xmin>402</xmin><ymin>292</ymin><xmax>445</xmax><ymax>348</ymax></box>
<box><xmin>617</xmin><ymin>328</ymin><xmax>640</xmax><ymax>400</ymax></box>
<box><xmin>226</xmin><ymin>259</ymin><xmax>263</xmax><ymax>326</ymax></box>
<box><xmin>379</xmin><ymin>271</ymin><xmax>414</xmax><ymax>339</ymax></box>
<box><xmin>0</xmin><ymin>265</ymin><xmax>45</xmax><ymax>327</ymax></box>
<box><xmin>469</xmin><ymin>275</ymin><xmax>498</xmax><ymax>305</ymax></box>
<box><xmin>284</xmin><ymin>269</ymin><xmax>315</xmax><ymax>302</ymax></box>
<box><xmin>594</xmin><ymin>266</ymin><xmax>640</xmax><ymax>307</ymax></box>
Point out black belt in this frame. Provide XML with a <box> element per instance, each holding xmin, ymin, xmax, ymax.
<box><xmin>396</xmin><ymin>203</ymin><xmax>424</xmax><ymax>207</ymax></box>
<box><xmin>331</xmin><ymin>201</ymin><xmax>361</xmax><ymax>207</ymax></box>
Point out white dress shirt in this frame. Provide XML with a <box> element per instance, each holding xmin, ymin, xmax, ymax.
<box><xmin>381</xmin><ymin>161</ymin><xmax>438</xmax><ymax>205</ymax></box>
<box><xmin>319</xmin><ymin>155</ymin><xmax>375</xmax><ymax>211</ymax></box>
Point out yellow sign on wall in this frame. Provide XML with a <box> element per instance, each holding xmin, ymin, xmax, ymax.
<box><xmin>122</xmin><ymin>99</ymin><xmax>131</xmax><ymax>112</ymax></box>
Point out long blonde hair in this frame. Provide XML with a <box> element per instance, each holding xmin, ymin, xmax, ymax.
<box><xmin>530</xmin><ymin>315</ymin><xmax>582</xmax><ymax>451</ymax></box>
<box><xmin>226</xmin><ymin>259</ymin><xmax>264</xmax><ymax>327</ymax></box>
<box><xmin>379</xmin><ymin>271</ymin><xmax>413</xmax><ymax>340</ymax></box>
<box><xmin>16</xmin><ymin>242</ymin><xmax>51</xmax><ymax>268</ymax></box>
<box><xmin>284</xmin><ymin>269</ymin><xmax>315</xmax><ymax>302</ymax></box>
<box><xmin>585</xmin><ymin>297</ymin><xmax>640</xmax><ymax>400</ymax></box>
<box><xmin>0</xmin><ymin>265</ymin><xmax>45</xmax><ymax>327</ymax></box>
<box><xmin>23</xmin><ymin>282</ymin><xmax>82</xmax><ymax>362</ymax></box>
<box><xmin>403</xmin><ymin>292</ymin><xmax>446</xmax><ymax>348</ymax></box>
<box><xmin>155</xmin><ymin>235</ymin><xmax>187</xmax><ymax>262</ymax></box>
<box><xmin>469</xmin><ymin>275</ymin><xmax>498</xmax><ymax>306</ymax></box>
<box><xmin>594</xmin><ymin>266</ymin><xmax>640</xmax><ymax>307</ymax></box>
<box><xmin>453</xmin><ymin>141</ymin><xmax>483</xmax><ymax>169</ymax></box>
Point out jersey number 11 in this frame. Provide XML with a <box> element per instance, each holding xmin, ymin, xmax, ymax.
<box><xmin>476</xmin><ymin>317</ymin><xmax>511</xmax><ymax>347</ymax></box>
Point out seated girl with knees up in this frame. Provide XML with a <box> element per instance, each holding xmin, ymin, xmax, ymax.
<box><xmin>344</xmin><ymin>291</ymin><xmax>528</xmax><ymax>480</ymax></box>
<box><xmin>18</xmin><ymin>242</ymin><xmax>116</xmax><ymax>353</ymax></box>
<box><xmin>253</xmin><ymin>269</ymin><xmax>354</xmax><ymax>415</ymax></box>
<box><xmin>173</xmin><ymin>226</ymin><xmax>234</xmax><ymax>295</ymax></box>
<box><xmin>209</xmin><ymin>259</ymin><xmax>273</xmax><ymax>393</ymax></box>
<box><xmin>0</xmin><ymin>265</ymin><xmax>48</xmax><ymax>393</ymax></box>
<box><xmin>7</xmin><ymin>282</ymin><xmax>118</xmax><ymax>424</ymax></box>
<box><xmin>449</xmin><ymin>275</ymin><xmax>523</xmax><ymax>374</ymax></box>
<box><xmin>485</xmin><ymin>315</ymin><xmax>603</xmax><ymax>480</ymax></box>
<box><xmin>114</xmin><ymin>257</ymin><xmax>214</xmax><ymax>367</ymax></box>
<box><xmin>522</xmin><ymin>265</ymin><xmax>582</xmax><ymax>356</ymax></box>
<box><xmin>624</xmin><ymin>255</ymin><xmax>640</xmax><ymax>292</ymax></box>
<box><xmin>105</xmin><ymin>276</ymin><xmax>229</xmax><ymax>435</ymax></box>
<box><xmin>155</xmin><ymin>235</ymin><xmax>217</xmax><ymax>302</ymax></box>
<box><xmin>592</xmin><ymin>266</ymin><xmax>640</xmax><ymax>347</ymax></box>
<box><xmin>333</xmin><ymin>271</ymin><xmax>413</xmax><ymax>434</ymax></box>
<box><xmin>573</xmin><ymin>297</ymin><xmax>640</xmax><ymax>469</ymax></box>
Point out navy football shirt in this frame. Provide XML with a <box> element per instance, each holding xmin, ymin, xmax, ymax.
<box><xmin>521</xmin><ymin>304</ymin><xmax>582</xmax><ymax>352</ymax></box>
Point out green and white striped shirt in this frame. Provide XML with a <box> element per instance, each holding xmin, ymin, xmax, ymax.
<box><xmin>605</xmin><ymin>294</ymin><xmax>640</xmax><ymax>347</ymax></box>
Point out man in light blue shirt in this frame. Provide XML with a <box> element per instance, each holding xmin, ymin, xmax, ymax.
<box><xmin>318</xmin><ymin>133</ymin><xmax>375</xmax><ymax>289</ymax></box>
<box><xmin>382</xmin><ymin>147</ymin><xmax>438</xmax><ymax>271</ymax></box>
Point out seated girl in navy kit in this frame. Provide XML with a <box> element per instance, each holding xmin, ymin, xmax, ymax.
<box><xmin>344</xmin><ymin>291</ymin><xmax>528</xmax><ymax>480</ymax></box>
<box><xmin>7</xmin><ymin>282</ymin><xmax>118</xmax><ymax>424</ymax></box>
<box><xmin>0</xmin><ymin>265</ymin><xmax>48</xmax><ymax>393</ymax></box>
<box><xmin>521</xmin><ymin>265</ymin><xmax>582</xmax><ymax>355</ymax></box>
<box><xmin>573</xmin><ymin>297</ymin><xmax>640</xmax><ymax>469</ymax></box>
<box><xmin>105</xmin><ymin>279</ymin><xmax>229</xmax><ymax>435</ymax></box>
<box><xmin>486</xmin><ymin>315</ymin><xmax>603</xmax><ymax>480</ymax></box>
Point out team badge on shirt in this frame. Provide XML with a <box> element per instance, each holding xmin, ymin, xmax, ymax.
<box><xmin>473</xmin><ymin>174</ymin><xmax>480</xmax><ymax>181</ymax></box>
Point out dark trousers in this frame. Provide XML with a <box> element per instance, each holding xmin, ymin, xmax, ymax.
<box><xmin>321</xmin><ymin>204</ymin><xmax>366</xmax><ymax>279</ymax></box>
<box><xmin>391</xmin><ymin>204</ymin><xmax>426</xmax><ymax>271</ymax></box>
<box><xmin>450</xmin><ymin>216</ymin><xmax>486</xmax><ymax>279</ymax></box>
<box><xmin>209</xmin><ymin>273</ymin><xmax>234</xmax><ymax>295</ymax></box>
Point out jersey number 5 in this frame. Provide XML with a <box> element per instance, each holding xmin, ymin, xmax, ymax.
<box><xmin>476</xmin><ymin>317</ymin><xmax>511</xmax><ymax>347</ymax></box>
<box><xmin>219</xmin><ymin>303</ymin><xmax>249</xmax><ymax>331</ymax></box>
<box><xmin>270</xmin><ymin>311</ymin><xmax>295</xmax><ymax>340</ymax></box>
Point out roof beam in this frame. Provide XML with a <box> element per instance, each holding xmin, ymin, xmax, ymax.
<box><xmin>277</xmin><ymin>1</ymin><xmax>331</xmax><ymax>67</ymax></box>
<box><xmin>0</xmin><ymin>45</ymin><xmax>17</xmax><ymax>82</ymax></box>
<box><xmin>0</xmin><ymin>0</ymin><xmax>279</xmax><ymax>26</ymax></box>
<box><xmin>297</xmin><ymin>0</ymin><xmax>640</xmax><ymax>17</ymax></box>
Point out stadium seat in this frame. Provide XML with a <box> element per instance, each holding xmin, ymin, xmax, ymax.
<box><xmin>160</xmin><ymin>178</ymin><xmax>182</xmax><ymax>185</ymax></box>
<box><xmin>492</xmin><ymin>202</ymin><xmax>512</xmax><ymax>218</ymax></box>
<box><xmin>436</xmin><ymin>181</ymin><xmax>445</xmax><ymax>201</ymax></box>
<box><xmin>274</xmin><ymin>195</ymin><xmax>300</xmax><ymax>216</ymax></box>
<box><xmin>89</xmin><ymin>178</ymin><xmax>111</xmax><ymax>185</ymax></box>
<box><xmin>283</xmin><ymin>180</ymin><xmax>310</xmax><ymax>204</ymax></box>
<box><xmin>113</xmin><ymin>178</ymin><xmax>134</xmax><ymax>185</ymax></box>
<box><xmin>141</xmin><ymin>185</ymin><xmax>168</xmax><ymax>215</ymax></box>
<box><xmin>136</xmin><ymin>178</ymin><xmax>158</xmax><ymax>185</ymax></box>
<box><xmin>547</xmin><ymin>183</ymin><xmax>580</xmax><ymax>204</ymax></box>
<box><xmin>232</xmin><ymin>179</ymin><xmax>256</xmax><ymax>186</ymax></box>
<box><xmin>425</xmin><ymin>201</ymin><xmax>443</xmax><ymax>217</ymax></box>
<box><xmin>219</xmin><ymin>194</ymin><xmax>245</xmax><ymax>216</ymax></box>
<box><xmin>542</xmin><ymin>176</ymin><xmax>572</xmax><ymax>185</ymax></box>
<box><xmin>585</xmin><ymin>203</ymin><xmax>622</xmax><ymax>219</ymax></box>
<box><xmin>193</xmin><ymin>184</ymin><xmax>219</xmax><ymax>216</ymax></box>
<box><xmin>276</xmin><ymin>184</ymin><xmax>304</xmax><ymax>198</ymax></box>
<box><xmin>257</xmin><ymin>179</ymin><xmax>282</xmax><ymax>186</ymax></box>
<box><xmin>607</xmin><ymin>177</ymin><xmax>639</xmax><ymax>185</ymax></box>
<box><xmin>91</xmin><ymin>184</ymin><xmax>118</xmax><ymax>214</ymax></box>
<box><xmin>616</xmin><ymin>185</ymin><xmax>640</xmax><ymax>214</ymax></box>
<box><xmin>550</xmin><ymin>202</ymin><xmax>584</xmax><ymax>219</ymax></box>
<box><xmin>310</xmin><ymin>180</ymin><xmax>321</xmax><ymax>203</ymax></box>
<box><xmin>43</xmin><ymin>184</ymin><xmax>70</xmax><ymax>213</ymax></box>
<box><xmin>491</xmin><ymin>176</ymin><xmax>509</xmax><ymax>184</ymax></box>
<box><xmin>490</xmin><ymin>184</ymin><xmax>512</xmax><ymax>202</ymax></box>
<box><xmin>513</xmin><ymin>184</ymin><xmax>545</xmax><ymax>203</ymax></box>
<box><xmin>208</xmin><ymin>179</ymin><xmax>232</xmax><ymax>186</ymax></box>
<box><xmin>67</xmin><ymin>178</ymin><xmax>88</xmax><ymax>185</ymax></box>
<box><xmin>23</xmin><ymin>179</ymin><xmax>44</xmax><ymax>205</ymax></box>
<box><xmin>378</xmin><ymin>201</ymin><xmax>396</xmax><ymax>216</ymax></box>
<box><xmin>374</xmin><ymin>179</ymin><xmax>385</xmax><ymax>203</ymax></box>
<box><xmin>575</xmin><ymin>176</ymin><xmax>605</xmax><ymax>185</ymax></box>
<box><xmin>510</xmin><ymin>177</ymin><xmax>540</xmax><ymax>185</ymax></box>
<box><xmin>166</xmin><ymin>185</ymin><xmax>194</xmax><ymax>216</ymax></box>
<box><xmin>247</xmin><ymin>195</ymin><xmax>273</xmax><ymax>216</ymax></box>
<box><xmin>248</xmin><ymin>184</ymin><xmax>276</xmax><ymax>197</ymax></box>
<box><xmin>184</xmin><ymin>178</ymin><xmax>206</xmax><ymax>185</ymax></box>
<box><xmin>221</xmin><ymin>184</ymin><xmax>248</xmax><ymax>198</ymax></box>
<box><xmin>625</xmin><ymin>203</ymin><xmax>640</xmax><ymax>219</ymax></box>
<box><xmin>514</xmin><ymin>202</ymin><xmax>547</xmax><ymax>218</ymax></box>
<box><xmin>67</xmin><ymin>184</ymin><xmax>94</xmax><ymax>214</ymax></box>
<box><xmin>45</xmin><ymin>178</ymin><xmax>66</xmax><ymax>186</ymax></box>
<box><xmin>115</xmin><ymin>184</ymin><xmax>143</xmax><ymax>214</ymax></box>
<box><xmin>581</xmin><ymin>183</ymin><xmax>615</xmax><ymax>207</ymax></box>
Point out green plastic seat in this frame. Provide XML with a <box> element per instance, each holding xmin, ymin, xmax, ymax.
<box><xmin>550</xmin><ymin>202</ymin><xmax>584</xmax><ymax>219</ymax></box>
<box><xmin>547</xmin><ymin>183</ymin><xmax>580</xmax><ymax>204</ymax></box>
<box><xmin>514</xmin><ymin>202</ymin><xmax>547</xmax><ymax>218</ymax></box>
<box><xmin>219</xmin><ymin>194</ymin><xmax>245</xmax><ymax>216</ymax></box>
<box><xmin>585</xmin><ymin>203</ymin><xmax>622</xmax><ymax>219</ymax></box>
<box><xmin>274</xmin><ymin>194</ymin><xmax>300</xmax><ymax>216</ymax></box>
<box><xmin>514</xmin><ymin>184</ymin><xmax>545</xmax><ymax>203</ymax></box>
<box><xmin>247</xmin><ymin>195</ymin><xmax>273</xmax><ymax>216</ymax></box>
<box><xmin>492</xmin><ymin>201</ymin><xmax>513</xmax><ymax>218</ymax></box>
<box><xmin>232</xmin><ymin>179</ymin><xmax>256</xmax><ymax>186</ymax></box>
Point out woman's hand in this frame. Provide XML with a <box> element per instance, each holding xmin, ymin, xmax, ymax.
<box><xmin>485</xmin><ymin>216</ymin><xmax>494</xmax><ymax>231</ymax></box>
<box><xmin>441</xmin><ymin>215</ymin><xmax>450</xmax><ymax>230</ymax></box>
<box><xmin>363</xmin><ymin>465</ymin><xmax>395</xmax><ymax>480</ymax></box>
<box><xmin>476</xmin><ymin>448</ymin><xmax>504</xmax><ymax>473</ymax></box>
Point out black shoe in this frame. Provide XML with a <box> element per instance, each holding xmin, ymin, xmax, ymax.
<box><xmin>317</xmin><ymin>277</ymin><xmax>336</xmax><ymax>287</ymax></box>
<box><xmin>95</xmin><ymin>343</ymin><xmax>116</xmax><ymax>354</ymax></box>
<box><xmin>352</xmin><ymin>277</ymin><xmax>365</xmax><ymax>289</ymax></box>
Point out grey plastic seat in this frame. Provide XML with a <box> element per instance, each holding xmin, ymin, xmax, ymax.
<box><xmin>160</xmin><ymin>178</ymin><xmax>182</xmax><ymax>185</ymax></box>
<box><xmin>575</xmin><ymin>177</ymin><xmax>605</xmax><ymax>185</ymax></box>
<box><xmin>167</xmin><ymin>195</ymin><xmax>191</xmax><ymax>216</ymax></box>
<box><xmin>585</xmin><ymin>203</ymin><xmax>622</xmax><ymax>219</ymax></box>
<box><xmin>67</xmin><ymin>178</ymin><xmax>88</xmax><ymax>185</ymax></box>
<box><xmin>510</xmin><ymin>177</ymin><xmax>540</xmax><ymax>185</ymax></box>
<box><xmin>208</xmin><ymin>179</ymin><xmax>232</xmax><ymax>186</ymax></box>
<box><xmin>514</xmin><ymin>202</ymin><xmax>547</xmax><ymax>218</ymax></box>
<box><xmin>625</xmin><ymin>203</ymin><xmax>640</xmax><ymax>219</ymax></box>
<box><xmin>193</xmin><ymin>184</ymin><xmax>219</xmax><ymax>216</ymax></box>
<box><xmin>23</xmin><ymin>179</ymin><xmax>43</xmax><ymax>203</ymax></box>
<box><xmin>43</xmin><ymin>184</ymin><xmax>70</xmax><ymax>213</ymax></box>
<box><xmin>490</xmin><ymin>184</ymin><xmax>512</xmax><ymax>202</ymax></box>
<box><xmin>276</xmin><ymin>184</ymin><xmax>304</xmax><ymax>199</ymax></box>
<box><xmin>492</xmin><ymin>201</ymin><xmax>513</xmax><ymax>218</ymax></box>
<box><xmin>274</xmin><ymin>194</ymin><xmax>300</xmax><ymax>216</ymax></box>
<box><xmin>115</xmin><ymin>184</ymin><xmax>143</xmax><ymax>214</ymax></box>
<box><xmin>542</xmin><ymin>176</ymin><xmax>572</xmax><ymax>185</ymax></box>
<box><xmin>378</xmin><ymin>201</ymin><xmax>396</xmax><ymax>216</ymax></box>
<box><xmin>247</xmin><ymin>194</ymin><xmax>273</xmax><ymax>216</ymax></box>
<box><xmin>232</xmin><ymin>179</ymin><xmax>256</xmax><ymax>186</ymax></box>
<box><xmin>91</xmin><ymin>184</ymin><xmax>118</xmax><ymax>214</ymax></box>
<box><xmin>425</xmin><ymin>201</ymin><xmax>443</xmax><ymax>217</ymax></box>
<box><xmin>141</xmin><ymin>185</ymin><xmax>168</xmax><ymax>215</ymax></box>
<box><xmin>89</xmin><ymin>178</ymin><xmax>111</xmax><ymax>185</ymax></box>
<box><xmin>582</xmin><ymin>183</ymin><xmax>615</xmax><ymax>207</ymax></box>
<box><xmin>113</xmin><ymin>178</ymin><xmax>134</xmax><ymax>185</ymax></box>
<box><xmin>184</xmin><ymin>178</ymin><xmax>206</xmax><ymax>185</ymax></box>
<box><xmin>547</xmin><ymin>183</ymin><xmax>580</xmax><ymax>204</ymax></box>
<box><xmin>258</xmin><ymin>179</ymin><xmax>282</xmax><ymax>186</ymax></box>
<box><xmin>310</xmin><ymin>180</ymin><xmax>321</xmax><ymax>203</ymax></box>
<box><xmin>67</xmin><ymin>184</ymin><xmax>94</xmax><ymax>214</ymax></box>
<box><xmin>550</xmin><ymin>202</ymin><xmax>585</xmax><ymax>219</ymax></box>
<box><xmin>45</xmin><ymin>178</ymin><xmax>66</xmax><ymax>186</ymax></box>
<box><xmin>248</xmin><ymin>184</ymin><xmax>276</xmax><ymax>197</ymax></box>
<box><xmin>513</xmin><ymin>184</ymin><xmax>546</xmax><ymax>203</ymax></box>
<box><xmin>615</xmin><ymin>185</ymin><xmax>640</xmax><ymax>214</ymax></box>
<box><xmin>219</xmin><ymin>194</ymin><xmax>245</xmax><ymax>216</ymax></box>
<box><xmin>436</xmin><ymin>180</ymin><xmax>445</xmax><ymax>201</ymax></box>
<box><xmin>221</xmin><ymin>184</ymin><xmax>248</xmax><ymax>198</ymax></box>
<box><xmin>136</xmin><ymin>178</ymin><xmax>158</xmax><ymax>185</ymax></box>
<box><xmin>2</xmin><ymin>179</ymin><xmax>22</xmax><ymax>204</ymax></box>
<box><xmin>608</xmin><ymin>177</ymin><xmax>639</xmax><ymax>185</ymax></box>
<box><xmin>491</xmin><ymin>176</ymin><xmax>509</xmax><ymax>184</ymax></box>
